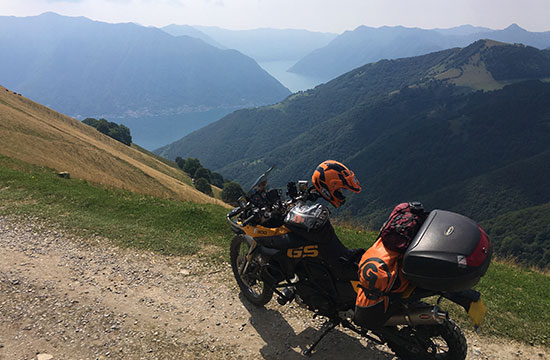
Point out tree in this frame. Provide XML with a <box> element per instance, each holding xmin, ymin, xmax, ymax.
<box><xmin>95</xmin><ymin>118</ymin><xmax>110</xmax><ymax>135</ymax></box>
<box><xmin>222</xmin><ymin>182</ymin><xmax>245</xmax><ymax>204</ymax></box>
<box><xmin>109</xmin><ymin>124</ymin><xmax>132</xmax><ymax>145</ymax></box>
<box><xmin>175</xmin><ymin>157</ymin><xmax>186</xmax><ymax>169</ymax></box>
<box><xmin>210</xmin><ymin>172</ymin><xmax>225</xmax><ymax>188</ymax></box>
<box><xmin>194</xmin><ymin>167</ymin><xmax>211</xmax><ymax>182</ymax></box>
<box><xmin>182</xmin><ymin>158</ymin><xmax>202</xmax><ymax>176</ymax></box>
<box><xmin>82</xmin><ymin>118</ymin><xmax>98</xmax><ymax>126</ymax></box>
<box><xmin>82</xmin><ymin>117</ymin><xmax>132</xmax><ymax>145</ymax></box>
<box><xmin>195</xmin><ymin>178</ymin><xmax>213</xmax><ymax>196</ymax></box>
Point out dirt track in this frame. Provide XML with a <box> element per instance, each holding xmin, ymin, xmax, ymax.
<box><xmin>0</xmin><ymin>215</ymin><xmax>548</xmax><ymax>360</ymax></box>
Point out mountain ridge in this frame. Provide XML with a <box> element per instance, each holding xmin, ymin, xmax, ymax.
<box><xmin>182</xmin><ymin>25</ymin><xmax>338</xmax><ymax>62</ymax></box>
<box><xmin>161</xmin><ymin>24</ymin><xmax>224</xmax><ymax>48</ymax></box>
<box><xmin>289</xmin><ymin>24</ymin><xmax>550</xmax><ymax>80</ymax></box>
<box><xmin>0</xmin><ymin>12</ymin><xmax>290</xmax><ymax>118</ymax></box>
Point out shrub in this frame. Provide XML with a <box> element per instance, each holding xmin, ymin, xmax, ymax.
<box><xmin>210</xmin><ymin>172</ymin><xmax>225</xmax><ymax>188</ymax></box>
<box><xmin>175</xmin><ymin>157</ymin><xmax>186</xmax><ymax>169</ymax></box>
<box><xmin>195</xmin><ymin>178</ymin><xmax>213</xmax><ymax>196</ymax></box>
<box><xmin>182</xmin><ymin>158</ymin><xmax>202</xmax><ymax>176</ymax></box>
<box><xmin>194</xmin><ymin>167</ymin><xmax>211</xmax><ymax>182</ymax></box>
<box><xmin>82</xmin><ymin>118</ymin><xmax>132</xmax><ymax>145</ymax></box>
<box><xmin>222</xmin><ymin>182</ymin><xmax>245</xmax><ymax>204</ymax></box>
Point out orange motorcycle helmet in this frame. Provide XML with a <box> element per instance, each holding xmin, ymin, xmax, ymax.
<box><xmin>312</xmin><ymin>160</ymin><xmax>362</xmax><ymax>207</ymax></box>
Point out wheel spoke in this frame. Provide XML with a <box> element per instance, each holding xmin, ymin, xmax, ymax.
<box><xmin>230</xmin><ymin>235</ymin><xmax>274</xmax><ymax>306</ymax></box>
<box><xmin>383</xmin><ymin>320</ymin><xmax>467</xmax><ymax>360</ymax></box>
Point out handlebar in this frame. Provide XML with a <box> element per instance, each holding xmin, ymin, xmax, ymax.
<box><xmin>241</xmin><ymin>214</ymin><xmax>256</xmax><ymax>227</ymax></box>
<box><xmin>227</xmin><ymin>204</ymin><xmax>256</xmax><ymax>229</ymax></box>
<box><xmin>226</xmin><ymin>181</ymin><xmax>319</xmax><ymax>230</ymax></box>
<box><xmin>228</xmin><ymin>206</ymin><xmax>242</xmax><ymax>218</ymax></box>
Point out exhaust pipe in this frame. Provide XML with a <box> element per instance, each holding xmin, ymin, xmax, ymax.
<box><xmin>383</xmin><ymin>305</ymin><xmax>448</xmax><ymax>326</ymax></box>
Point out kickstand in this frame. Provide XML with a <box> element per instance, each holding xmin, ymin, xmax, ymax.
<box><xmin>302</xmin><ymin>321</ymin><xmax>338</xmax><ymax>357</ymax></box>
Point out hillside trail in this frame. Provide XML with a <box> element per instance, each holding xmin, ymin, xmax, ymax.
<box><xmin>0</xmin><ymin>215</ymin><xmax>548</xmax><ymax>360</ymax></box>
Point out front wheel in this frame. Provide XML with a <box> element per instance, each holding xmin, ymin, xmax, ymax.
<box><xmin>383</xmin><ymin>319</ymin><xmax>467</xmax><ymax>360</ymax></box>
<box><xmin>230</xmin><ymin>235</ymin><xmax>273</xmax><ymax>306</ymax></box>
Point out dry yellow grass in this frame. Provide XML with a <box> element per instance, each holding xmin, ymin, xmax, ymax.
<box><xmin>0</xmin><ymin>85</ymin><xmax>229</xmax><ymax>207</ymax></box>
<box><xmin>432</xmin><ymin>40</ymin><xmax>524</xmax><ymax>92</ymax></box>
<box><xmin>434</xmin><ymin>52</ymin><xmax>501</xmax><ymax>91</ymax></box>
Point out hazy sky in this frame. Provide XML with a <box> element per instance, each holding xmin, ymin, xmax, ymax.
<box><xmin>1</xmin><ymin>0</ymin><xmax>549</xmax><ymax>33</ymax></box>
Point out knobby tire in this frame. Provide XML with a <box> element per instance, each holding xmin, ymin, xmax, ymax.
<box><xmin>384</xmin><ymin>319</ymin><xmax>467</xmax><ymax>360</ymax></box>
<box><xmin>230</xmin><ymin>235</ymin><xmax>273</xmax><ymax>306</ymax></box>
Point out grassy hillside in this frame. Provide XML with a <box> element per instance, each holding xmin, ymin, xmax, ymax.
<box><xmin>0</xmin><ymin>155</ymin><xmax>548</xmax><ymax>347</ymax></box>
<box><xmin>0</xmin><ymin>155</ymin><xmax>229</xmax><ymax>257</ymax></box>
<box><xmin>482</xmin><ymin>203</ymin><xmax>550</xmax><ymax>269</ymax></box>
<box><xmin>0</xmin><ymin>85</ymin><xmax>227</xmax><ymax>207</ymax></box>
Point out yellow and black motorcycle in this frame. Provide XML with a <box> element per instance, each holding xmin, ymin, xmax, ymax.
<box><xmin>227</xmin><ymin>167</ymin><xmax>490</xmax><ymax>359</ymax></box>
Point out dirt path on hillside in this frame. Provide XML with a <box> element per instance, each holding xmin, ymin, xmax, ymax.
<box><xmin>0</xmin><ymin>215</ymin><xmax>548</xmax><ymax>360</ymax></box>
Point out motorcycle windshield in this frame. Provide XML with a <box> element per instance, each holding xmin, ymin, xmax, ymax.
<box><xmin>247</xmin><ymin>166</ymin><xmax>274</xmax><ymax>194</ymax></box>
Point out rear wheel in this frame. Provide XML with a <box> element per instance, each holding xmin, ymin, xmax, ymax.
<box><xmin>230</xmin><ymin>235</ymin><xmax>273</xmax><ymax>306</ymax></box>
<box><xmin>383</xmin><ymin>319</ymin><xmax>467</xmax><ymax>360</ymax></box>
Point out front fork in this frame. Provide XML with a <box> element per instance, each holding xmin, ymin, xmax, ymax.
<box><xmin>240</xmin><ymin>238</ymin><xmax>258</xmax><ymax>275</ymax></box>
<box><xmin>241</xmin><ymin>239</ymin><xmax>300</xmax><ymax>306</ymax></box>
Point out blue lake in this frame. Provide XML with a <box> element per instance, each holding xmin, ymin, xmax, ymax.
<box><xmin>124</xmin><ymin>61</ymin><xmax>326</xmax><ymax>151</ymax></box>
<box><xmin>120</xmin><ymin>108</ymin><xmax>237</xmax><ymax>151</ymax></box>
<box><xmin>259</xmin><ymin>60</ymin><xmax>326</xmax><ymax>92</ymax></box>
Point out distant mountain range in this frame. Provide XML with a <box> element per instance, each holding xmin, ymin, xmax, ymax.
<box><xmin>156</xmin><ymin>40</ymin><xmax>550</xmax><ymax>268</ymax></box>
<box><xmin>0</xmin><ymin>13</ymin><xmax>291</xmax><ymax>149</ymax></box>
<box><xmin>162</xmin><ymin>25</ymin><xmax>337</xmax><ymax>62</ymax></box>
<box><xmin>161</xmin><ymin>24</ymin><xmax>224</xmax><ymax>48</ymax></box>
<box><xmin>289</xmin><ymin>24</ymin><xmax>550</xmax><ymax>81</ymax></box>
<box><xmin>432</xmin><ymin>25</ymin><xmax>492</xmax><ymax>36</ymax></box>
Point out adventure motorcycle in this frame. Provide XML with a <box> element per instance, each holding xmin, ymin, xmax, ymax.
<box><xmin>227</xmin><ymin>167</ymin><xmax>490</xmax><ymax>359</ymax></box>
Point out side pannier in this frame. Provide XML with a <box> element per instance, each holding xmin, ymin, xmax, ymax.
<box><xmin>402</xmin><ymin>210</ymin><xmax>491</xmax><ymax>292</ymax></box>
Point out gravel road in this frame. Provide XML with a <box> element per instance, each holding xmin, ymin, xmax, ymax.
<box><xmin>0</xmin><ymin>215</ymin><xmax>548</xmax><ymax>360</ymax></box>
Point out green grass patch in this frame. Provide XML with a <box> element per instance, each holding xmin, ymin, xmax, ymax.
<box><xmin>0</xmin><ymin>154</ymin><xmax>548</xmax><ymax>346</ymax></box>
<box><xmin>0</xmin><ymin>155</ymin><xmax>230</xmax><ymax>258</ymax></box>
<box><xmin>447</xmin><ymin>261</ymin><xmax>550</xmax><ymax>346</ymax></box>
<box><xmin>336</xmin><ymin>225</ymin><xmax>378</xmax><ymax>249</ymax></box>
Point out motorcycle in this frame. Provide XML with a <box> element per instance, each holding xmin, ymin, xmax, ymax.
<box><xmin>227</xmin><ymin>167</ymin><xmax>490</xmax><ymax>359</ymax></box>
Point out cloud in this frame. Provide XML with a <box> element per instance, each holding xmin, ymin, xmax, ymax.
<box><xmin>198</xmin><ymin>0</ymin><xmax>223</xmax><ymax>6</ymax></box>
<box><xmin>44</xmin><ymin>0</ymin><xmax>133</xmax><ymax>2</ymax></box>
<box><xmin>46</xmin><ymin>0</ymin><xmax>84</xmax><ymax>3</ymax></box>
<box><xmin>2</xmin><ymin>0</ymin><xmax>549</xmax><ymax>33</ymax></box>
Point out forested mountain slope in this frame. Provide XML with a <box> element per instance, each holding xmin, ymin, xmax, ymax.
<box><xmin>159</xmin><ymin>40</ymin><xmax>550</xmax><ymax>170</ymax></box>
